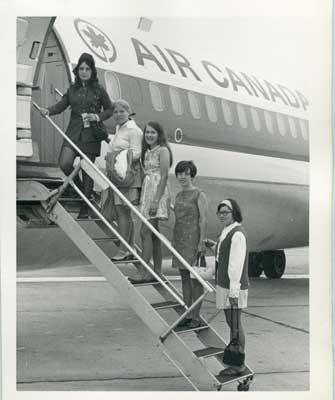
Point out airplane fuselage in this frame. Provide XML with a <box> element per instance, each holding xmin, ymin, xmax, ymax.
<box><xmin>16</xmin><ymin>17</ymin><xmax>309</xmax><ymax>275</ymax></box>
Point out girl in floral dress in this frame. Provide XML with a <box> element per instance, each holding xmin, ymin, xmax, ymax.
<box><xmin>129</xmin><ymin>122</ymin><xmax>173</xmax><ymax>284</ymax></box>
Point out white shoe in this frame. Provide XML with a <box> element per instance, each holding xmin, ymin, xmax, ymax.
<box><xmin>111</xmin><ymin>251</ymin><xmax>131</xmax><ymax>261</ymax></box>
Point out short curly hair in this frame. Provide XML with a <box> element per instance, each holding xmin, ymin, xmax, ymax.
<box><xmin>174</xmin><ymin>160</ymin><xmax>197</xmax><ymax>178</ymax></box>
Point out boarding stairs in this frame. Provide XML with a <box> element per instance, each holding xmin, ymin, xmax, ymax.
<box><xmin>16</xmin><ymin>102</ymin><xmax>254</xmax><ymax>391</ymax></box>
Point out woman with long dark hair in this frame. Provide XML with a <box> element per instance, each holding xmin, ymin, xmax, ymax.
<box><xmin>128</xmin><ymin>121</ymin><xmax>173</xmax><ymax>283</ymax></box>
<box><xmin>40</xmin><ymin>52</ymin><xmax>113</xmax><ymax>218</ymax></box>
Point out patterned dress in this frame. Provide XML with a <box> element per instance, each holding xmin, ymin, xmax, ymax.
<box><xmin>139</xmin><ymin>146</ymin><xmax>170</xmax><ymax>220</ymax></box>
<box><xmin>172</xmin><ymin>188</ymin><xmax>203</xmax><ymax>270</ymax></box>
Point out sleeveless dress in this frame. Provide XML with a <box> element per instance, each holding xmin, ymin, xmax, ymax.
<box><xmin>139</xmin><ymin>146</ymin><xmax>170</xmax><ymax>220</ymax></box>
<box><xmin>172</xmin><ymin>188</ymin><xmax>202</xmax><ymax>270</ymax></box>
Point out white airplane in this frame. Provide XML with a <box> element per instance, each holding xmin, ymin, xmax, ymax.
<box><xmin>16</xmin><ymin>17</ymin><xmax>309</xmax><ymax>278</ymax></box>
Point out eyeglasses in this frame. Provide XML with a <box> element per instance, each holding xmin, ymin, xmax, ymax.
<box><xmin>216</xmin><ymin>211</ymin><xmax>232</xmax><ymax>216</ymax></box>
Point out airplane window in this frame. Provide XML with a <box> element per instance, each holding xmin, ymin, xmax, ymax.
<box><xmin>288</xmin><ymin>116</ymin><xmax>298</xmax><ymax>139</ymax></box>
<box><xmin>299</xmin><ymin>119</ymin><xmax>309</xmax><ymax>141</ymax></box>
<box><xmin>188</xmin><ymin>91</ymin><xmax>201</xmax><ymax>119</ymax></box>
<box><xmin>149</xmin><ymin>82</ymin><xmax>164</xmax><ymax>111</ymax></box>
<box><xmin>277</xmin><ymin>113</ymin><xmax>287</xmax><ymax>136</ymax></box>
<box><xmin>221</xmin><ymin>100</ymin><xmax>233</xmax><ymax>126</ymax></box>
<box><xmin>129</xmin><ymin>77</ymin><xmax>143</xmax><ymax>105</ymax></box>
<box><xmin>169</xmin><ymin>87</ymin><xmax>183</xmax><ymax>115</ymax></box>
<box><xmin>250</xmin><ymin>107</ymin><xmax>261</xmax><ymax>132</ymax></box>
<box><xmin>264</xmin><ymin>110</ymin><xmax>274</xmax><ymax>134</ymax></box>
<box><xmin>237</xmin><ymin>103</ymin><xmax>248</xmax><ymax>128</ymax></box>
<box><xmin>104</xmin><ymin>71</ymin><xmax>121</xmax><ymax>101</ymax></box>
<box><xmin>205</xmin><ymin>95</ymin><xmax>217</xmax><ymax>123</ymax></box>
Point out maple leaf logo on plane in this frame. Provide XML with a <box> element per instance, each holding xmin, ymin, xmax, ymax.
<box><xmin>74</xmin><ymin>19</ymin><xmax>117</xmax><ymax>63</ymax></box>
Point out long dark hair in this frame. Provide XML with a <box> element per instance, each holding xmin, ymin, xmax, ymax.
<box><xmin>141</xmin><ymin>121</ymin><xmax>173</xmax><ymax>167</ymax></box>
<box><xmin>72</xmin><ymin>53</ymin><xmax>99</xmax><ymax>87</ymax></box>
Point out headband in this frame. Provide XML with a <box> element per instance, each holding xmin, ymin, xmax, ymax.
<box><xmin>218</xmin><ymin>199</ymin><xmax>233</xmax><ymax>210</ymax></box>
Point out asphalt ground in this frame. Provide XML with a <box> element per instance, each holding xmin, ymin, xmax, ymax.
<box><xmin>16</xmin><ymin>248</ymin><xmax>309</xmax><ymax>391</ymax></box>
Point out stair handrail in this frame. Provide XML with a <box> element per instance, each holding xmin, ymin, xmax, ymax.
<box><xmin>70</xmin><ymin>182</ymin><xmax>186</xmax><ymax>306</ymax></box>
<box><xmin>33</xmin><ymin>101</ymin><xmax>213</xmax><ymax>293</ymax></box>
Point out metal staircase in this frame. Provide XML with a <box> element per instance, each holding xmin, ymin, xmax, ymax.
<box><xmin>16</xmin><ymin>102</ymin><xmax>254</xmax><ymax>391</ymax></box>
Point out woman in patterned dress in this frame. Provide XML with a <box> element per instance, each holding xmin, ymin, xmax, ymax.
<box><xmin>129</xmin><ymin>122</ymin><xmax>173</xmax><ymax>284</ymax></box>
<box><xmin>172</xmin><ymin>161</ymin><xmax>208</xmax><ymax>329</ymax></box>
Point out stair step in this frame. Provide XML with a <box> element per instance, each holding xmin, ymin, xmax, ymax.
<box><xmin>59</xmin><ymin>197</ymin><xmax>83</xmax><ymax>202</ymax></box>
<box><xmin>92</xmin><ymin>237</ymin><xmax>119</xmax><ymax>243</ymax></box>
<box><xmin>17</xmin><ymin>177</ymin><xmax>64</xmax><ymax>183</ymax></box>
<box><xmin>151</xmin><ymin>300</ymin><xmax>181</xmax><ymax>310</ymax></box>
<box><xmin>193</xmin><ymin>346</ymin><xmax>225</xmax><ymax>358</ymax></box>
<box><xmin>76</xmin><ymin>217</ymin><xmax>100</xmax><ymax>221</ymax></box>
<box><xmin>17</xmin><ymin>218</ymin><xmax>57</xmax><ymax>228</ymax></box>
<box><xmin>129</xmin><ymin>278</ymin><xmax>169</xmax><ymax>286</ymax></box>
<box><xmin>113</xmin><ymin>258</ymin><xmax>139</xmax><ymax>264</ymax></box>
<box><xmin>174</xmin><ymin>321</ymin><xmax>209</xmax><ymax>333</ymax></box>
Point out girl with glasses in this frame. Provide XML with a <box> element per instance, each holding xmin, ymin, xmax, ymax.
<box><xmin>206</xmin><ymin>198</ymin><xmax>249</xmax><ymax>376</ymax></box>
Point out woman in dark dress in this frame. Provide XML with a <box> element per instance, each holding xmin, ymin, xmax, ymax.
<box><xmin>172</xmin><ymin>161</ymin><xmax>208</xmax><ymax>329</ymax></box>
<box><xmin>40</xmin><ymin>52</ymin><xmax>113</xmax><ymax>218</ymax></box>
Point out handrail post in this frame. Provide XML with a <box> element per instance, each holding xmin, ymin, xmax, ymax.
<box><xmin>160</xmin><ymin>290</ymin><xmax>209</xmax><ymax>342</ymax></box>
<box><xmin>46</xmin><ymin>163</ymin><xmax>81</xmax><ymax>212</ymax></box>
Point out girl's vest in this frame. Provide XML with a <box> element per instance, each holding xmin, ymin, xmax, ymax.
<box><xmin>215</xmin><ymin>226</ymin><xmax>249</xmax><ymax>290</ymax></box>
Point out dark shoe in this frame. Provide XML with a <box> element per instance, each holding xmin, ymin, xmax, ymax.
<box><xmin>77</xmin><ymin>207</ymin><xmax>89</xmax><ymax>219</ymax></box>
<box><xmin>219</xmin><ymin>366</ymin><xmax>246</xmax><ymax>377</ymax></box>
<box><xmin>65</xmin><ymin>186</ymin><xmax>80</xmax><ymax>199</ymax></box>
<box><xmin>188</xmin><ymin>319</ymin><xmax>202</xmax><ymax>329</ymax></box>
<box><xmin>176</xmin><ymin>318</ymin><xmax>192</xmax><ymax>328</ymax></box>
<box><xmin>128</xmin><ymin>277</ymin><xmax>158</xmax><ymax>284</ymax></box>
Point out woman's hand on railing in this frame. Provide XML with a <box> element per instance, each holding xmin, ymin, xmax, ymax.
<box><xmin>39</xmin><ymin>107</ymin><xmax>49</xmax><ymax>118</ymax></box>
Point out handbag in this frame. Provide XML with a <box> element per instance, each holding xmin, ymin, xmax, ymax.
<box><xmin>222</xmin><ymin>304</ymin><xmax>245</xmax><ymax>366</ymax></box>
<box><xmin>105</xmin><ymin>150</ymin><xmax>136</xmax><ymax>188</ymax></box>
<box><xmin>100</xmin><ymin>187</ymin><xmax>117</xmax><ymax>222</ymax></box>
<box><xmin>92</xmin><ymin>121</ymin><xmax>108</xmax><ymax>141</ymax></box>
<box><xmin>191</xmin><ymin>252</ymin><xmax>214</xmax><ymax>280</ymax></box>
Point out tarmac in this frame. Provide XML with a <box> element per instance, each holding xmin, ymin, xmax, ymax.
<box><xmin>17</xmin><ymin>248</ymin><xmax>309</xmax><ymax>391</ymax></box>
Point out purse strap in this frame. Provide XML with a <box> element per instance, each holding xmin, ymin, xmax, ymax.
<box><xmin>230</xmin><ymin>303</ymin><xmax>240</xmax><ymax>342</ymax></box>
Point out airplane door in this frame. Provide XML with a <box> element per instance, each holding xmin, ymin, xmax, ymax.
<box><xmin>17</xmin><ymin>17</ymin><xmax>56</xmax><ymax>159</ymax></box>
<box><xmin>31</xmin><ymin>31</ymin><xmax>71</xmax><ymax>164</ymax></box>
